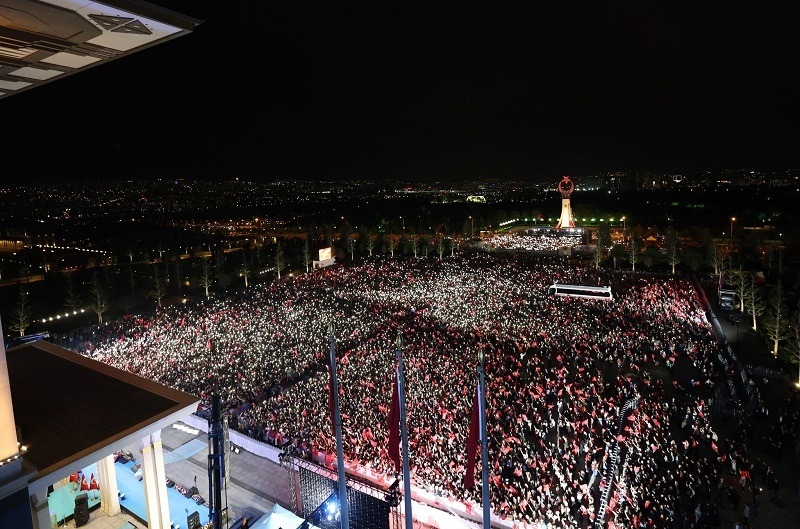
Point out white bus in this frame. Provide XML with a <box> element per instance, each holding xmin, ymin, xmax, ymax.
<box><xmin>547</xmin><ymin>283</ymin><xmax>613</xmax><ymax>301</ymax></box>
<box><xmin>718</xmin><ymin>289</ymin><xmax>736</xmax><ymax>310</ymax></box>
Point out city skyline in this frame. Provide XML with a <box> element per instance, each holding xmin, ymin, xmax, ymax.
<box><xmin>2</xmin><ymin>2</ymin><xmax>799</xmax><ymax>184</ymax></box>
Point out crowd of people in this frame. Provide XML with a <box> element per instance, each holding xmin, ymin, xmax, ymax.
<box><xmin>485</xmin><ymin>231</ymin><xmax>583</xmax><ymax>252</ymax></box>
<box><xmin>53</xmin><ymin>252</ymin><xmax>794</xmax><ymax>528</ymax></box>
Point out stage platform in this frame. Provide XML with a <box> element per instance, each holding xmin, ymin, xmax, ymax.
<box><xmin>48</xmin><ymin>460</ymin><xmax>211</xmax><ymax>528</ymax></box>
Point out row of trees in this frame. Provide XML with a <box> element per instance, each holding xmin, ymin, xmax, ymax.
<box><xmin>722</xmin><ymin>249</ymin><xmax>800</xmax><ymax>379</ymax></box>
<box><xmin>3</xmin><ymin>230</ymin><xmax>464</xmax><ymax>336</ymax></box>
<box><xmin>588</xmin><ymin>226</ymin><xmax>800</xmax><ymax>383</ymax></box>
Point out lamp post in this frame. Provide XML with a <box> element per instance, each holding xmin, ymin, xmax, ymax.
<box><xmin>476</xmin><ymin>350</ymin><xmax>490</xmax><ymax>529</ymax></box>
<box><xmin>730</xmin><ymin>217</ymin><xmax>735</xmax><ymax>249</ymax></box>
<box><xmin>400</xmin><ymin>216</ymin><xmax>405</xmax><ymax>235</ymax></box>
<box><xmin>468</xmin><ymin>216</ymin><xmax>474</xmax><ymax>237</ymax></box>
<box><xmin>395</xmin><ymin>332</ymin><xmax>413</xmax><ymax>529</ymax></box>
<box><xmin>327</xmin><ymin>323</ymin><xmax>350</xmax><ymax>529</ymax></box>
<box><xmin>621</xmin><ymin>216</ymin><xmax>626</xmax><ymax>240</ymax></box>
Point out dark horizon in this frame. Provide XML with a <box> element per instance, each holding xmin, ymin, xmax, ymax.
<box><xmin>2</xmin><ymin>2</ymin><xmax>799</xmax><ymax>184</ymax></box>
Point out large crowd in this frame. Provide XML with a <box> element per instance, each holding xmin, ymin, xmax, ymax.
<box><xmin>54</xmin><ymin>253</ymin><xmax>796</xmax><ymax>528</ymax></box>
<box><xmin>486</xmin><ymin>231</ymin><xmax>583</xmax><ymax>252</ymax></box>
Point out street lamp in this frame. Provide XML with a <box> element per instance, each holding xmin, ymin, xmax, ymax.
<box><xmin>400</xmin><ymin>216</ymin><xmax>405</xmax><ymax>234</ymax></box>
<box><xmin>468</xmin><ymin>215</ymin><xmax>474</xmax><ymax>237</ymax></box>
<box><xmin>730</xmin><ymin>217</ymin><xmax>735</xmax><ymax>248</ymax></box>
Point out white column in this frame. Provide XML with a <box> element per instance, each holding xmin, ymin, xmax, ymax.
<box><xmin>97</xmin><ymin>454</ymin><xmax>121</xmax><ymax>516</ymax></box>
<box><xmin>140</xmin><ymin>433</ymin><xmax>171</xmax><ymax>529</ymax></box>
<box><xmin>150</xmin><ymin>430</ymin><xmax>171</xmax><ymax>526</ymax></box>
<box><xmin>29</xmin><ymin>487</ymin><xmax>53</xmax><ymax>529</ymax></box>
<box><xmin>0</xmin><ymin>322</ymin><xmax>22</xmax><ymax>481</ymax></box>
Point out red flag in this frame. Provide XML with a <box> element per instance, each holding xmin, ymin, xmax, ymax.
<box><xmin>387</xmin><ymin>371</ymin><xmax>401</xmax><ymax>473</ymax></box>
<box><xmin>465</xmin><ymin>387</ymin><xmax>480</xmax><ymax>488</ymax></box>
<box><xmin>80</xmin><ymin>476</ymin><xmax>89</xmax><ymax>491</ymax></box>
<box><xmin>90</xmin><ymin>473</ymin><xmax>99</xmax><ymax>491</ymax></box>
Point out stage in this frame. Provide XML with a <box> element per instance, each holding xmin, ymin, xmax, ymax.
<box><xmin>48</xmin><ymin>460</ymin><xmax>211</xmax><ymax>528</ymax></box>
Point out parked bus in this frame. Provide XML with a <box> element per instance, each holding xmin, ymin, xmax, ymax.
<box><xmin>718</xmin><ymin>289</ymin><xmax>736</xmax><ymax>310</ymax></box>
<box><xmin>547</xmin><ymin>284</ymin><xmax>613</xmax><ymax>300</ymax></box>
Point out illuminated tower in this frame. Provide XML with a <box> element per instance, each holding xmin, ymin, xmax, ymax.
<box><xmin>555</xmin><ymin>175</ymin><xmax>576</xmax><ymax>229</ymax></box>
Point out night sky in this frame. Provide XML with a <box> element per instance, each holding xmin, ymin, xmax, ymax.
<box><xmin>3</xmin><ymin>2</ymin><xmax>799</xmax><ymax>183</ymax></box>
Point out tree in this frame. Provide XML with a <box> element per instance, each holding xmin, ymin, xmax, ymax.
<box><xmin>8</xmin><ymin>286</ymin><xmax>32</xmax><ymax>336</ymax></box>
<box><xmin>785</xmin><ymin>305</ymin><xmax>800</xmax><ymax>386</ymax></box>
<box><xmin>763</xmin><ymin>280</ymin><xmax>790</xmax><ymax>357</ymax></box>
<box><xmin>643</xmin><ymin>246</ymin><xmax>660</xmax><ymax>270</ymax></box>
<box><xmin>342</xmin><ymin>219</ymin><xmax>353</xmax><ymax>247</ymax></box>
<box><xmin>274</xmin><ymin>240</ymin><xmax>286</xmax><ymax>280</ymax></box>
<box><xmin>387</xmin><ymin>236</ymin><xmax>396</xmax><ymax>257</ymax></box>
<box><xmin>240</xmin><ymin>251</ymin><xmax>253</xmax><ymax>288</ymax></box>
<box><xmin>611</xmin><ymin>244</ymin><xmax>627</xmax><ymax>270</ymax></box>
<box><xmin>64</xmin><ymin>272</ymin><xmax>82</xmax><ymax>311</ymax></box>
<box><xmin>89</xmin><ymin>271</ymin><xmax>109</xmax><ymax>323</ymax></box>
<box><xmin>437</xmin><ymin>237</ymin><xmax>445</xmax><ymax>260</ymax></box>
<box><xmin>147</xmin><ymin>265</ymin><xmax>167</xmax><ymax>308</ymax></box>
<box><xmin>592</xmin><ymin>244</ymin><xmax>604</xmax><ymax>269</ymax></box>
<box><xmin>303</xmin><ymin>234</ymin><xmax>313</xmax><ymax>273</ymax></box>
<box><xmin>366</xmin><ymin>231</ymin><xmax>376</xmax><ymax>257</ymax></box>
<box><xmin>628</xmin><ymin>237</ymin><xmax>640</xmax><ymax>271</ymax></box>
<box><xmin>664</xmin><ymin>226</ymin><xmax>680</xmax><ymax>274</ymax></box>
<box><xmin>410</xmin><ymin>235</ymin><xmax>420</xmax><ymax>258</ymax></box>
<box><xmin>727</xmin><ymin>265</ymin><xmax>747</xmax><ymax>312</ymax></box>
<box><xmin>347</xmin><ymin>235</ymin><xmax>357</xmax><ymax>260</ymax></box>
<box><xmin>709</xmin><ymin>244</ymin><xmax>726</xmax><ymax>288</ymax></box>
<box><xmin>742</xmin><ymin>274</ymin><xmax>766</xmax><ymax>331</ymax></box>
<box><xmin>198</xmin><ymin>256</ymin><xmax>213</xmax><ymax>298</ymax></box>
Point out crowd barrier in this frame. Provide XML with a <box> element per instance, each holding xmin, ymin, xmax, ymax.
<box><xmin>179</xmin><ymin>414</ymin><xmax>523</xmax><ymax>529</ymax></box>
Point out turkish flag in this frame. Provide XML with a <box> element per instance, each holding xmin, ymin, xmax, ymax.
<box><xmin>80</xmin><ymin>476</ymin><xmax>90</xmax><ymax>491</ymax></box>
<box><xmin>90</xmin><ymin>473</ymin><xmax>99</xmax><ymax>491</ymax></box>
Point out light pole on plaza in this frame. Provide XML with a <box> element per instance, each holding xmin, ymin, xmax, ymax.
<box><xmin>621</xmin><ymin>216</ymin><xmax>626</xmax><ymax>240</ymax></box>
<box><xmin>469</xmin><ymin>215</ymin><xmax>474</xmax><ymax>237</ymax></box>
<box><xmin>730</xmin><ymin>217</ymin><xmax>735</xmax><ymax>249</ymax></box>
